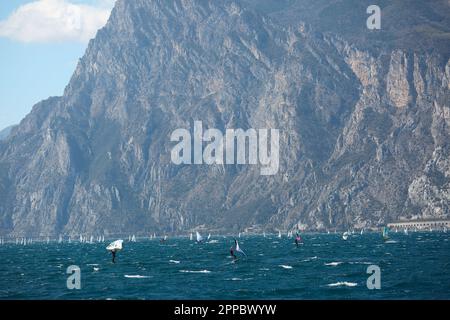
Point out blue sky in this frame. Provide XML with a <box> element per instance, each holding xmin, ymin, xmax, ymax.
<box><xmin>0</xmin><ymin>0</ymin><xmax>115</xmax><ymax>130</ymax></box>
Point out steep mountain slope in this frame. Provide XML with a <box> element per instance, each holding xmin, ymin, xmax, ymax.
<box><xmin>243</xmin><ymin>0</ymin><xmax>450</xmax><ymax>55</ymax></box>
<box><xmin>0</xmin><ymin>126</ymin><xmax>15</xmax><ymax>141</ymax></box>
<box><xmin>0</xmin><ymin>0</ymin><xmax>449</xmax><ymax>236</ymax></box>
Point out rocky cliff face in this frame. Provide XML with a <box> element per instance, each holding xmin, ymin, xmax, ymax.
<box><xmin>0</xmin><ymin>0</ymin><xmax>449</xmax><ymax>236</ymax></box>
<box><xmin>0</xmin><ymin>126</ymin><xmax>15</xmax><ymax>141</ymax></box>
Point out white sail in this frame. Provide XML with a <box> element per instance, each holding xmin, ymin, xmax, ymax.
<box><xmin>342</xmin><ymin>232</ymin><xmax>349</xmax><ymax>241</ymax></box>
<box><xmin>190</xmin><ymin>233</ymin><xmax>193</xmax><ymax>241</ymax></box>
<box><xmin>235</xmin><ymin>240</ymin><xmax>247</xmax><ymax>257</ymax></box>
<box><xmin>196</xmin><ymin>231</ymin><xmax>203</xmax><ymax>242</ymax></box>
<box><xmin>107</xmin><ymin>240</ymin><xmax>123</xmax><ymax>252</ymax></box>
<box><xmin>207</xmin><ymin>234</ymin><xmax>211</xmax><ymax>241</ymax></box>
<box><xmin>278</xmin><ymin>231</ymin><xmax>282</xmax><ymax>239</ymax></box>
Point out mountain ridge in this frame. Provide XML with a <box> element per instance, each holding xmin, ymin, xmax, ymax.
<box><xmin>0</xmin><ymin>125</ymin><xmax>16</xmax><ymax>141</ymax></box>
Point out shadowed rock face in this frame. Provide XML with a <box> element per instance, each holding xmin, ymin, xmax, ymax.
<box><xmin>0</xmin><ymin>0</ymin><xmax>449</xmax><ymax>236</ymax></box>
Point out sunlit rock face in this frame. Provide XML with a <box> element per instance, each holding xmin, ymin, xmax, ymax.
<box><xmin>0</xmin><ymin>0</ymin><xmax>449</xmax><ymax>236</ymax></box>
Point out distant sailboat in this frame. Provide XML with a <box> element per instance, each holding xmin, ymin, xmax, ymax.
<box><xmin>207</xmin><ymin>233</ymin><xmax>211</xmax><ymax>241</ymax></box>
<box><xmin>360</xmin><ymin>229</ymin><xmax>364</xmax><ymax>235</ymax></box>
<box><xmin>238</xmin><ymin>232</ymin><xmax>241</xmax><ymax>238</ymax></box>
<box><xmin>132</xmin><ymin>235</ymin><xmax>136</xmax><ymax>242</ymax></box>
<box><xmin>58</xmin><ymin>235</ymin><xmax>63</xmax><ymax>244</ymax></box>
<box><xmin>189</xmin><ymin>233</ymin><xmax>193</xmax><ymax>241</ymax></box>
<box><xmin>196</xmin><ymin>231</ymin><xmax>203</xmax><ymax>243</ymax></box>
<box><xmin>278</xmin><ymin>231</ymin><xmax>282</xmax><ymax>239</ymax></box>
<box><xmin>342</xmin><ymin>232</ymin><xmax>349</xmax><ymax>241</ymax></box>
<box><xmin>382</xmin><ymin>227</ymin><xmax>390</xmax><ymax>241</ymax></box>
<box><xmin>404</xmin><ymin>228</ymin><xmax>408</xmax><ymax>235</ymax></box>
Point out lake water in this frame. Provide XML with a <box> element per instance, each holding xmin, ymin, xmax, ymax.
<box><xmin>1</xmin><ymin>232</ymin><xmax>449</xmax><ymax>299</ymax></box>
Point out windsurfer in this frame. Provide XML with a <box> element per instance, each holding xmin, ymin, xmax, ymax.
<box><xmin>295</xmin><ymin>233</ymin><xmax>302</xmax><ymax>247</ymax></box>
<box><xmin>230</xmin><ymin>246</ymin><xmax>237</xmax><ymax>260</ymax></box>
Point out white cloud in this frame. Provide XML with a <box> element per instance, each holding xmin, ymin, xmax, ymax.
<box><xmin>0</xmin><ymin>0</ymin><xmax>116</xmax><ymax>43</ymax></box>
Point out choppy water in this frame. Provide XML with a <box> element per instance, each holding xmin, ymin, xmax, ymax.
<box><xmin>1</xmin><ymin>232</ymin><xmax>449</xmax><ymax>299</ymax></box>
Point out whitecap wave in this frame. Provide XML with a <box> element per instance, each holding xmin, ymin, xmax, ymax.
<box><xmin>279</xmin><ymin>265</ymin><xmax>293</xmax><ymax>269</ymax></box>
<box><xmin>180</xmin><ymin>270</ymin><xmax>211</xmax><ymax>274</ymax></box>
<box><xmin>325</xmin><ymin>262</ymin><xmax>343</xmax><ymax>266</ymax></box>
<box><xmin>169</xmin><ymin>260</ymin><xmax>181</xmax><ymax>264</ymax></box>
<box><xmin>327</xmin><ymin>281</ymin><xmax>357</xmax><ymax>287</ymax></box>
<box><xmin>302</xmin><ymin>256</ymin><xmax>318</xmax><ymax>262</ymax></box>
<box><xmin>124</xmin><ymin>275</ymin><xmax>150</xmax><ymax>279</ymax></box>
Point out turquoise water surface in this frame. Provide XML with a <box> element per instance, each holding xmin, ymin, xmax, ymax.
<box><xmin>1</xmin><ymin>232</ymin><xmax>449</xmax><ymax>299</ymax></box>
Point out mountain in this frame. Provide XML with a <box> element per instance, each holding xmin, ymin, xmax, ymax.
<box><xmin>0</xmin><ymin>0</ymin><xmax>449</xmax><ymax>237</ymax></box>
<box><xmin>0</xmin><ymin>125</ymin><xmax>15</xmax><ymax>141</ymax></box>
